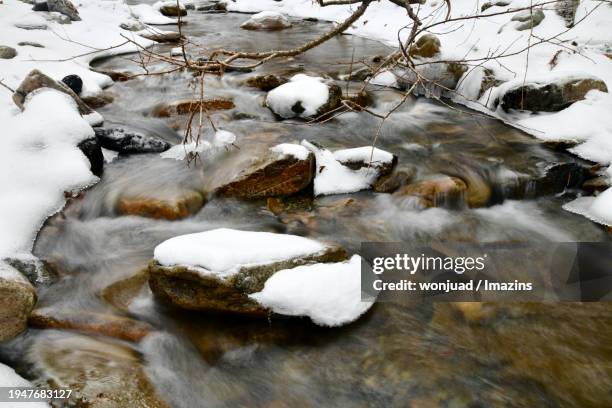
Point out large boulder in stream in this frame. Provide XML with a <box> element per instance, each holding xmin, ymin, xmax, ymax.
<box><xmin>266</xmin><ymin>74</ymin><xmax>342</xmax><ymax>120</ymax></box>
<box><xmin>149</xmin><ymin>228</ymin><xmax>373</xmax><ymax>326</ymax></box>
<box><xmin>118</xmin><ymin>190</ymin><xmax>205</xmax><ymax>220</ymax></box>
<box><xmin>0</xmin><ymin>262</ymin><xmax>37</xmax><ymax>342</ymax></box>
<box><xmin>217</xmin><ymin>143</ymin><xmax>315</xmax><ymax>199</ymax></box>
<box><xmin>499</xmin><ymin>76</ymin><xmax>608</xmax><ymax>112</ymax></box>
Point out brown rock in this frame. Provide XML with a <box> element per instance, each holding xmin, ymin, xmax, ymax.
<box><xmin>92</xmin><ymin>68</ymin><xmax>133</xmax><ymax>82</ymax></box>
<box><xmin>582</xmin><ymin>176</ymin><xmax>610</xmax><ymax>194</ymax></box>
<box><xmin>139</xmin><ymin>31</ymin><xmax>184</xmax><ymax>43</ymax></box>
<box><xmin>246</xmin><ymin>74</ymin><xmax>284</xmax><ymax>92</ymax></box>
<box><xmin>409</xmin><ymin>34</ymin><xmax>441</xmax><ymax>59</ymax></box>
<box><xmin>117</xmin><ymin>190</ymin><xmax>205</xmax><ymax>220</ymax></box>
<box><xmin>148</xmin><ymin>246</ymin><xmax>347</xmax><ymax>315</ymax></box>
<box><xmin>99</xmin><ymin>270</ymin><xmax>150</xmax><ymax>312</ymax></box>
<box><xmin>152</xmin><ymin>99</ymin><xmax>235</xmax><ymax>117</ymax></box>
<box><xmin>0</xmin><ymin>266</ymin><xmax>36</xmax><ymax>341</ymax></box>
<box><xmin>373</xmin><ymin>168</ymin><xmax>416</xmax><ymax>193</ymax></box>
<box><xmin>217</xmin><ymin>151</ymin><xmax>315</xmax><ymax>199</ymax></box>
<box><xmin>159</xmin><ymin>4</ymin><xmax>186</xmax><ymax>17</ymax></box>
<box><xmin>12</xmin><ymin>69</ymin><xmax>93</xmax><ymax>116</ymax></box>
<box><xmin>29</xmin><ymin>308</ymin><xmax>152</xmax><ymax>342</ymax></box>
<box><xmin>81</xmin><ymin>92</ymin><xmax>114</xmax><ymax>109</ymax></box>
<box><xmin>394</xmin><ymin>176</ymin><xmax>467</xmax><ymax>208</ymax></box>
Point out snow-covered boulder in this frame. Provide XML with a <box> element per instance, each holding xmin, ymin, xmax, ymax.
<box><xmin>217</xmin><ymin>143</ymin><xmax>314</xmax><ymax>198</ymax></box>
<box><xmin>0</xmin><ymin>262</ymin><xmax>36</xmax><ymax>342</ymax></box>
<box><xmin>499</xmin><ymin>76</ymin><xmax>608</xmax><ymax>113</ymax></box>
<box><xmin>149</xmin><ymin>228</ymin><xmax>349</xmax><ymax>319</ymax></box>
<box><xmin>47</xmin><ymin>0</ymin><xmax>81</xmax><ymax>22</ymax></box>
<box><xmin>265</xmin><ymin>74</ymin><xmax>342</xmax><ymax>119</ymax></box>
<box><xmin>240</xmin><ymin>11</ymin><xmax>291</xmax><ymax>31</ymax></box>
<box><xmin>511</xmin><ymin>8</ymin><xmax>545</xmax><ymax>31</ymax></box>
<box><xmin>94</xmin><ymin>128</ymin><xmax>170</xmax><ymax>154</ymax></box>
<box><xmin>13</xmin><ymin>69</ymin><xmax>96</xmax><ymax>117</ymax></box>
<box><xmin>250</xmin><ymin>255</ymin><xmax>374</xmax><ymax>327</ymax></box>
<box><xmin>302</xmin><ymin>141</ymin><xmax>397</xmax><ymax>196</ymax></box>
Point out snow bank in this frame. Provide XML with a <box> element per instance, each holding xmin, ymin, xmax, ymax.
<box><xmin>270</xmin><ymin>143</ymin><xmax>310</xmax><ymax>160</ymax></box>
<box><xmin>250</xmin><ymin>255</ymin><xmax>373</xmax><ymax>327</ymax></box>
<box><xmin>302</xmin><ymin>141</ymin><xmax>389</xmax><ymax>196</ymax></box>
<box><xmin>0</xmin><ymin>363</ymin><xmax>49</xmax><ymax>407</ymax></box>
<box><xmin>130</xmin><ymin>4</ymin><xmax>177</xmax><ymax>25</ymax></box>
<box><xmin>154</xmin><ymin>228</ymin><xmax>328</xmax><ymax>276</ymax></box>
<box><xmin>266</xmin><ymin>74</ymin><xmax>330</xmax><ymax>119</ymax></box>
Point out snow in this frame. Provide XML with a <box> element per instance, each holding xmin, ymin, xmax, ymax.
<box><xmin>250</xmin><ymin>255</ymin><xmax>374</xmax><ymax>327</ymax></box>
<box><xmin>0</xmin><ymin>0</ymin><xmax>154</xmax><ymax>259</ymax></box>
<box><xmin>130</xmin><ymin>4</ymin><xmax>178</xmax><ymax>25</ymax></box>
<box><xmin>270</xmin><ymin>143</ymin><xmax>310</xmax><ymax>161</ymax></box>
<box><xmin>333</xmin><ymin>146</ymin><xmax>395</xmax><ymax>166</ymax></box>
<box><xmin>160</xmin><ymin>129</ymin><xmax>235</xmax><ymax>160</ymax></box>
<box><xmin>564</xmin><ymin>188</ymin><xmax>612</xmax><ymax>227</ymax></box>
<box><xmin>0</xmin><ymin>261</ymin><xmax>29</xmax><ymax>284</ymax></box>
<box><xmin>266</xmin><ymin>74</ymin><xmax>330</xmax><ymax>119</ymax></box>
<box><xmin>154</xmin><ymin>228</ymin><xmax>329</xmax><ymax>277</ymax></box>
<box><xmin>228</xmin><ymin>0</ymin><xmax>612</xmax><ymax>225</ymax></box>
<box><xmin>301</xmin><ymin>141</ymin><xmax>385</xmax><ymax>196</ymax></box>
<box><xmin>0</xmin><ymin>363</ymin><xmax>49</xmax><ymax>407</ymax></box>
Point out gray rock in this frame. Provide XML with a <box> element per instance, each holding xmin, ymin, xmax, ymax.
<box><xmin>47</xmin><ymin>0</ymin><xmax>81</xmax><ymax>21</ymax></box>
<box><xmin>241</xmin><ymin>12</ymin><xmax>292</xmax><ymax>31</ymax></box>
<box><xmin>0</xmin><ymin>46</ymin><xmax>17</xmax><ymax>59</ymax></box>
<box><xmin>512</xmin><ymin>9</ymin><xmax>545</xmax><ymax>31</ymax></box>
<box><xmin>32</xmin><ymin>0</ymin><xmax>49</xmax><ymax>11</ymax></box>
<box><xmin>94</xmin><ymin>128</ymin><xmax>171</xmax><ymax>154</ymax></box>
<box><xmin>500</xmin><ymin>76</ymin><xmax>608</xmax><ymax>112</ymax></box>
<box><xmin>18</xmin><ymin>41</ymin><xmax>44</xmax><ymax>48</ymax></box>
<box><xmin>159</xmin><ymin>3</ymin><xmax>187</xmax><ymax>17</ymax></box>
<box><xmin>556</xmin><ymin>0</ymin><xmax>580</xmax><ymax>27</ymax></box>
<box><xmin>0</xmin><ymin>262</ymin><xmax>37</xmax><ymax>342</ymax></box>
<box><xmin>13</xmin><ymin>69</ymin><xmax>94</xmax><ymax>116</ymax></box>
<box><xmin>120</xmin><ymin>19</ymin><xmax>146</xmax><ymax>32</ymax></box>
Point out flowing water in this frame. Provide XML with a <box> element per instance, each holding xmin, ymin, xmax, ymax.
<box><xmin>1</xmin><ymin>3</ymin><xmax>611</xmax><ymax>407</ymax></box>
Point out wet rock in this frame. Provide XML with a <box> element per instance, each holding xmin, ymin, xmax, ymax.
<box><xmin>17</xmin><ymin>41</ymin><xmax>44</xmax><ymax>48</ymax></box>
<box><xmin>159</xmin><ymin>2</ymin><xmax>187</xmax><ymax>17</ymax></box>
<box><xmin>139</xmin><ymin>31</ymin><xmax>184</xmax><ymax>43</ymax></box>
<box><xmin>582</xmin><ymin>176</ymin><xmax>610</xmax><ymax>194</ymax></box>
<box><xmin>409</xmin><ymin>34</ymin><xmax>441</xmax><ymax>59</ymax></box>
<box><xmin>30</xmin><ymin>333</ymin><xmax>170</xmax><ymax>407</ymax></box>
<box><xmin>91</xmin><ymin>68</ymin><xmax>133</xmax><ymax>82</ymax></box>
<box><xmin>78</xmin><ymin>137</ymin><xmax>104</xmax><ymax>177</ymax></box>
<box><xmin>373</xmin><ymin>168</ymin><xmax>416</xmax><ymax>193</ymax></box>
<box><xmin>556</xmin><ymin>0</ymin><xmax>580</xmax><ymax>27</ymax></box>
<box><xmin>500</xmin><ymin>77</ymin><xmax>608</xmax><ymax>112</ymax></box>
<box><xmin>246</xmin><ymin>74</ymin><xmax>285</xmax><ymax>92</ymax></box>
<box><xmin>0</xmin><ymin>262</ymin><xmax>37</xmax><ymax>342</ymax></box>
<box><xmin>29</xmin><ymin>308</ymin><xmax>152</xmax><ymax>342</ymax></box>
<box><xmin>94</xmin><ymin>127</ymin><xmax>171</xmax><ymax>154</ymax></box>
<box><xmin>47</xmin><ymin>0</ymin><xmax>81</xmax><ymax>21</ymax></box>
<box><xmin>196</xmin><ymin>1</ymin><xmax>227</xmax><ymax>13</ymax></box>
<box><xmin>481</xmin><ymin>1</ymin><xmax>510</xmax><ymax>12</ymax></box>
<box><xmin>61</xmin><ymin>74</ymin><xmax>82</xmax><ymax>95</ymax></box>
<box><xmin>394</xmin><ymin>176</ymin><xmax>467</xmax><ymax>208</ymax></box>
<box><xmin>99</xmin><ymin>270</ymin><xmax>149</xmax><ymax>312</ymax></box>
<box><xmin>266</xmin><ymin>74</ymin><xmax>342</xmax><ymax>119</ymax></box>
<box><xmin>13</xmin><ymin>69</ymin><xmax>94</xmax><ymax>116</ymax></box>
<box><xmin>81</xmin><ymin>92</ymin><xmax>114</xmax><ymax>109</ymax></box>
<box><xmin>240</xmin><ymin>11</ymin><xmax>292</xmax><ymax>31</ymax></box>
<box><xmin>3</xmin><ymin>255</ymin><xmax>58</xmax><ymax>286</ymax></box>
<box><xmin>512</xmin><ymin>9</ymin><xmax>545</xmax><ymax>31</ymax></box>
<box><xmin>533</xmin><ymin>162</ymin><xmax>593</xmax><ymax>196</ymax></box>
<box><xmin>148</xmin><ymin>232</ymin><xmax>347</xmax><ymax>315</ymax></box>
<box><xmin>117</xmin><ymin>190</ymin><xmax>205</xmax><ymax>220</ymax></box>
<box><xmin>0</xmin><ymin>45</ymin><xmax>17</xmax><ymax>59</ymax></box>
<box><xmin>217</xmin><ymin>144</ymin><xmax>315</xmax><ymax>199</ymax></box>
<box><xmin>152</xmin><ymin>99</ymin><xmax>235</xmax><ymax>117</ymax></box>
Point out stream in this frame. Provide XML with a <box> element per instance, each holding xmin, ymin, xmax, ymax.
<box><xmin>1</xmin><ymin>2</ymin><xmax>611</xmax><ymax>407</ymax></box>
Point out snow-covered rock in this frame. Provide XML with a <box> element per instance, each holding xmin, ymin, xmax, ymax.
<box><xmin>130</xmin><ymin>4</ymin><xmax>177</xmax><ymax>25</ymax></box>
<box><xmin>250</xmin><ymin>255</ymin><xmax>374</xmax><ymax>327</ymax></box>
<box><xmin>302</xmin><ymin>141</ymin><xmax>396</xmax><ymax>196</ymax></box>
<box><xmin>94</xmin><ymin>128</ymin><xmax>171</xmax><ymax>154</ymax></box>
<box><xmin>240</xmin><ymin>11</ymin><xmax>292</xmax><ymax>30</ymax></box>
<box><xmin>0</xmin><ymin>262</ymin><xmax>36</xmax><ymax>342</ymax></box>
<box><xmin>47</xmin><ymin>0</ymin><xmax>81</xmax><ymax>22</ymax></box>
<box><xmin>217</xmin><ymin>143</ymin><xmax>314</xmax><ymax>198</ymax></box>
<box><xmin>154</xmin><ymin>0</ymin><xmax>187</xmax><ymax>17</ymax></box>
<box><xmin>564</xmin><ymin>186</ymin><xmax>612</xmax><ymax>227</ymax></box>
<box><xmin>265</xmin><ymin>74</ymin><xmax>342</xmax><ymax>119</ymax></box>
<box><xmin>149</xmin><ymin>229</ymin><xmax>351</xmax><ymax>320</ymax></box>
